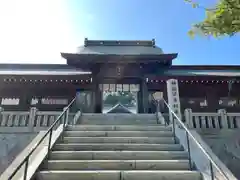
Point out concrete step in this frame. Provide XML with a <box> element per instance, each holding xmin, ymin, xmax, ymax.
<box><xmin>53</xmin><ymin>143</ymin><xmax>183</xmax><ymax>151</ymax></box>
<box><xmin>62</xmin><ymin>137</ymin><xmax>175</xmax><ymax>144</ymax></box>
<box><xmin>66</xmin><ymin>125</ymin><xmax>172</xmax><ymax>131</ymax></box>
<box><xmin>49</xmin><ymin>151</ymin><xmax>189</xmax><ymax>160</ymax></box>
<box><xmin>64</xmin><ymin>131</ymin><xmax>173</xmax><ymax>137</ymax></box>
<box><xmin>36</xmin><ymin>170</ymin><xmax>202</xmax><ymax>180</ymax></box>
<box><xmin>80</xmin><ymin>119</ymin><xmax>158</xmax><ymax>125</ymax></box>
<box><xmin>42</xmin><ymin>160</ymin><xmax>190</xmax><ymax>171</ymax></box>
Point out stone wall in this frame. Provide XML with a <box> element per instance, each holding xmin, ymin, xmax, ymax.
<box><xmin>199</xmin><ymin>129</ymin><xmax>240</xmax><ymax>179</ymax></box>
<box><xmin>0</xmin><ymin>133</ymin><xmax>36</xmax><ymax>174</ymax></box>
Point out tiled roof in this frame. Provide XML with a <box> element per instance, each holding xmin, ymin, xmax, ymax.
<box><xmin>165</xmin><ymin>69</ymin><xmax>240</xmax><ymax>77</ymax></box>
<box><xmin>0</xmin><ymin>63</ymin><xmax>240</xmax><ymax>77</ymax></box>
<box><xmin>0</xmin><ymin>64</ymin><xmax>90</xmax><ymax>75</ymax></box>
<box><xmin>75</xmin><ymin>39</ymin><xmax>164</xmax><ymax>55</ymax></box>
<box><xmin>76</xmin><ymin>45</ymin><xmax>164</xmax><ymax>55</ymax></box>
<box><xmin>0</xmin><ymin>70</ymin><xmax>90</xmax><ymax>75</ymax></box>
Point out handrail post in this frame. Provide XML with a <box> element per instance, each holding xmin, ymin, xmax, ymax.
<box><xmin>23</xmin><ymin>156</ymin><xmax>29</xmax><ymax>180</ymax></box>
<box><xmin>63</xmin><ymin>106</ymin><xmax>69</xmax><ymax>127</ymax></box>
<box><xmin>210</xmin><ymin>160</ymin><xmax>214</xmax><ymax>180</ymax></box>
<box><xmin>186</xmin><ymin>131</ymin><xmax>192</xmax><ymax>170</ymax></box>
<box><xmin>47</xmin><ymin>128</ymin><xmax>53</xmax><ymax>159</ymax></box>
<box><xmin>155</xmin><ymin>100</ymin><xmax>159</xmax><ymax>124</ymax></box>
<box><xmin>172</xmin><ymin>116</ymin><xmax>176</xmax><ymax>143</ymax></box>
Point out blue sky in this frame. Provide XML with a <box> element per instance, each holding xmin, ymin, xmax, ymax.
<box><xmin>0</xmin><ymin>0</ymin><xmax>239</xmax><ymax>65</ymax></box>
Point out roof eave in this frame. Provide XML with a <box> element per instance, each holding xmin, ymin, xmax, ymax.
<box><xmin>61</xmin><ymin>53</ymin><xmax>178</xmax><ymax>62</ymax></box>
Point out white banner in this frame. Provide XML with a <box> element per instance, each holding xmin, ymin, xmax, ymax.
<box><xmin>167</xmin><ymin>79</ymin><xmax>181</xmax><ymax>123</ymax></box>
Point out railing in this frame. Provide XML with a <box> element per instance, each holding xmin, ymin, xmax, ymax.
<box><xmin>0</xmin><ymin>108</ymin><xmax>76</xmax><ymax>128</ymax></box>
<box><xmin>184</xmin><ymin>109</ymin><xmax>240</xmax><ymax>129</ymax></box>
<box><xmin>7</xmin><ymin>97</ymin><xmax>76</xmax><ymax>180</ymax></box>
<box><xmin>163</xmin><ymin>100</ymin><xmax>229</xmax><ymax>180</ymax></box>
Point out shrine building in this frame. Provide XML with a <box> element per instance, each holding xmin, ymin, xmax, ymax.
<box><xmin>0</xmin><ymin>38</ymin><xmax>240</xmax><ymax>113</ymax></box>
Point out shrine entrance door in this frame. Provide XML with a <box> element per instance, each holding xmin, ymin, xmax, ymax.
<box><xmin>100</xmin><ymin>83</ymin><xmax>139</xmax><ymax>114</ymax></box>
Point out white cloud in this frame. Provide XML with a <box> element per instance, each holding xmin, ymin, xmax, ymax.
<box><xmin>0</xmin><ymin>0</ymin><xmax>81</xmax><ymax>64</ymax></box>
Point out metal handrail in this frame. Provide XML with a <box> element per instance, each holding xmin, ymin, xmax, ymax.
<box><xmin>163</xmin><ymin>99</ymin><xmax>229</xmax><ymax>180</ymax></box>
<box><xmin>7</xmin><ymin>97</ymin><xmax>76</xmax><ymax>180</ymax></box>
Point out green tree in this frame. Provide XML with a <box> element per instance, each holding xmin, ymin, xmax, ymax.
<box><xmin>104</xmin><ymin>94</ymin><xmax>119</xmax><ymax>105</ymax></box>
<box><xmin>185</xmin><ymin>0</ymin><xmax>240</xmax><ymax>37</ymax></box>
<box><xmin>104</xmin><ymin>92</ymin><xmax>135</xmax><ymax>106</ymax></box>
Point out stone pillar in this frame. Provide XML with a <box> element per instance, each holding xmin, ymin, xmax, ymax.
<box><xmin>63</xmin><ymin>106</ymin><xmax>69</xmax><ymax>126</ymax></box>
<box><xmin>218</xmin><ymin>109</ymin><xmax>228</xmax><ymax>129</ymax></box>
<box><xmin>184</xmin><ymin>108</ymin><xmax>193</xmax><ymax>128</ymax></box>
<box><xmin>166</xmin><ymin>79</ymin><xmax>182</xmax><ymax>123</ymax></box>
<box><xmin>0</xmin><ymin>107</ymin><xmax>3</xmax><ymax>126</ymax></box>
<box><xmin>76</xmin><ymin>91</ymin><xmax>81</xmax><ymax>111</ymax></box>
<box><xmin>0</xmin><ymin>107</ymin><xmax>3</xmax><ymax>113</ymax></box>
<box><xmin>28</xmin><ymin>107</ymin><xmax>37</xmax><ymax>131</ymax></box>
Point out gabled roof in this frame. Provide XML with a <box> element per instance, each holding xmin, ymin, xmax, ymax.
<box><xmin>61</xmin><ymin>39</ymin><xmax>178</xmax><ymax>64</ymax></box>
<box><xmin>106</xmin><ymin>103</ymin><xmax>133</xmax><ymax>113</ymax></box>
<box><xmin>75</xmin><ymin>39</ymin><xmax>164</xmax><ymax>55</ymax></box>
<box><xmin>75</xmin><ymin>45</ymin><xmax>164</xmax><ymax>55</ymax></box>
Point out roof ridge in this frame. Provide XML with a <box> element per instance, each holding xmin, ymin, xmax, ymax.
<box><xmin>84</xmin><ymin>38</ymin><xmax>156</xmax><ymax>47</ymax></box>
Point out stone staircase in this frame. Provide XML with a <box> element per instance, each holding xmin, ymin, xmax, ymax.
<box><xmin>34</xmin><ymin>116</ymin><xmax>202</xmax><ymax>180</ymax></box>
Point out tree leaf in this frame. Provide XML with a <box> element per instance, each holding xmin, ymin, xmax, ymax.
<box><xmin>186</xmin><ymin>0</ymin><xmax>240</xmax><ymax>37</ymax></box>
<box><xmin>192</xmin><ymin>3</ymin><xmax>199</xmax><ymax>8</ymax></box>
<box><xmin>188</xmin><ymin>30</ymin><xmax>195</xmax><ymax>38</ymax></box>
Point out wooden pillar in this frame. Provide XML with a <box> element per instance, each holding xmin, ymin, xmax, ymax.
<box><xmin>206</xmin><ymin>86</ymin><xmax>219</xmax><ymax>112</ymax></box>
<box><xmin>93</xmin><ymin>81</ymin><xmax>102</xmax><ymax>113</ymax></box>
<box><xmin>137</xmin><ymin>79</ymin><xmax>148</xmax><ymax>113</ymax></box>
<box><xmin>142</xmin><ymin>79</ymin><xmax>148</xmax><ymax>113</ymax></box>
<box><xmin>18</xmin><ymin>91</ymin><xmax>32</xmax><ymax>111</ymax></box>
<box><xmin>137</xmin><ymin>91</ymin><xmax>143</xmax><ymax>113</ymax></box>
